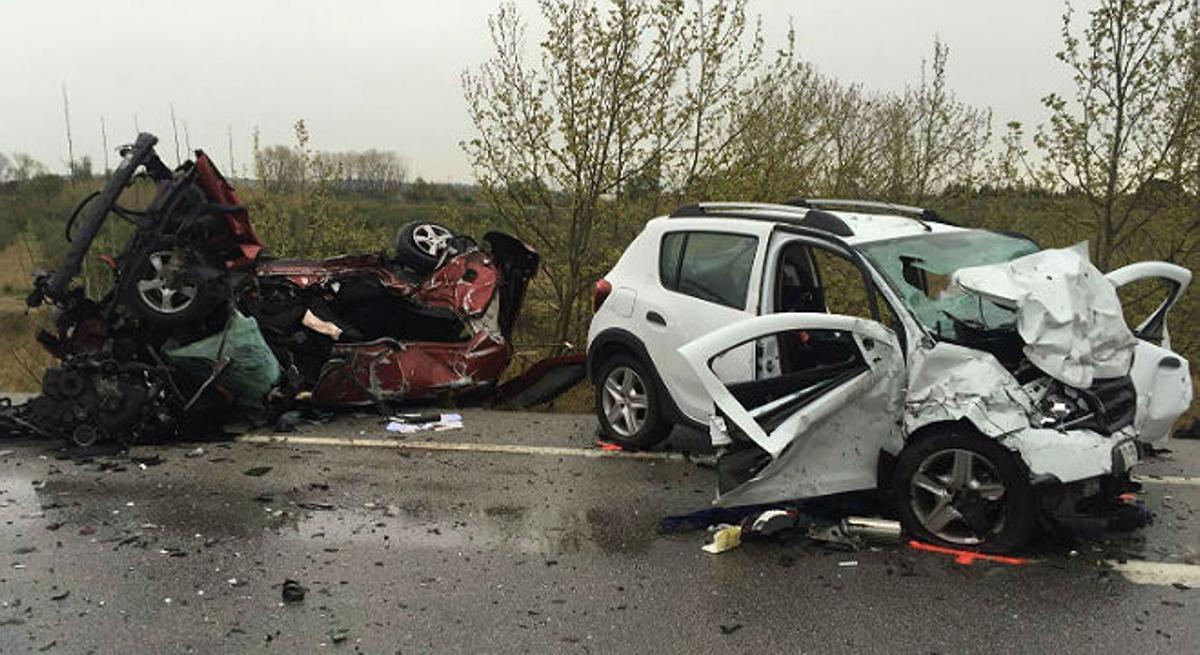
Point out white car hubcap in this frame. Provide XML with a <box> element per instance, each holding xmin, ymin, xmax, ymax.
<box><xmin>411</xmin><ymin>224</ymin><xmax>453</xmax><ymax>258</ymax></box>
<box><xmin>910</xmin><ymin>448</ymin><xmax>1007</xmax><ymax>545</ymax></box>
<box><xmin>136</xmin><ymin>251</ymin><xmax>197</xmax><ymax>315</ymax></box>
<box><xmin>602</xmin><ymin>366</ymin><xmax>649</xmax><ymax>438</ymax></box>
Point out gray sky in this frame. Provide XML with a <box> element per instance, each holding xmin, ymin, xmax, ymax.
<box><xmin>0</xmin><ymin>0</ymin><xmax>1091</xmax><ymax>183</ymax></box>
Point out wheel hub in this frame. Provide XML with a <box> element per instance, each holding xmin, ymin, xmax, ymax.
<box><xmin>411</xmin><ymin>224</ymin><xmax>453</xmax><ymax>258</ymax></box>
<box><xmin>601</xmin><ymin>366</ymin><xmax>649</xmax><ymax>438</ymax></box>
<box><xmin>909</xmin><ymin>448</ymin><xmax>1007</xmax><ymax>545</ymax></box>
<box><xmin>136</xmin><ymin>250</ymin><xmax>198</xmax><ymax>314</ymax></box>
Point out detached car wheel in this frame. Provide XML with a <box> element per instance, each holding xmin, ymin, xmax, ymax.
<box><xmin>125</xmin><ymin>243</ymin><xmax>224</xmax><ymax>328</ymax></box>
<box><xmin>893</xmin><ymin>427</ymin><xmax>1036</xmax><ymax>553</ymax></box>
<box><xmin>594</xmin><ymin>354</ymin><xmax>671</xmax><ymax>449</ymax></box>
<box><xmin>395</xmin><ymin>221</ymin><xmax>455</xmax><ymax>274</ymax></box>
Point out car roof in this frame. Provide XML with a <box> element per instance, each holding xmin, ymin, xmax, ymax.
<box><xmin>658</xmin><ymin>201</ymin><xmax>968</xmax><ymax>247</ymax></box>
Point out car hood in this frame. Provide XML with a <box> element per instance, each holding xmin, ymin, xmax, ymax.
<box><xmin>951</xmin><ymin>242</ymin><xmax>1137</xmax><ymax>388</ymax></box>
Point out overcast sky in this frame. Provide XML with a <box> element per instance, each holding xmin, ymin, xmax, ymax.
<box><xmin>0</xmin><ymin>0</ymin><xmax>1093</xmax><ymax>183</ymax></box>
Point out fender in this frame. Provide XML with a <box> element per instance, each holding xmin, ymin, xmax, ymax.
<box><xmin>587</xmin><ymin>327</ymin><xmax>700</xmax><ymax>430</ymax></box>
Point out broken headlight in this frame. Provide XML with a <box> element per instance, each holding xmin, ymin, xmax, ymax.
<box><xmin>1034</xmin><ymin>377</ymin><xmax>1137</xmax><ymax>435</ymax></box>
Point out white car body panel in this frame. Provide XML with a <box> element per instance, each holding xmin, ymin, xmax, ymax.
<box><xmin>590</xmin><ymin>203</ymin><xmax>1193</xmax><ymax>508</ymax></box>
<box><xmin>588</xmin><ymin>218</ymin><xmax>773</xmax><ymax>425</ymax></box>
<box><xmin>953</xmin><ymin>243</ymin><xmax>1137</xmax><ymax>388</ymax></box>
<box><xmin>679</xmin><ymin>313</ymin><xmax>906</xmax><ymax>505</ymax></box>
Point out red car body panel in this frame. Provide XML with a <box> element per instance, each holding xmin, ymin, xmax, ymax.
<box><xmin>254</xmin><ymin>241</ymin><xmax>532</xmax><ymax>406</ymax></box>
<box><xmin>193</xmin><ymin>152</ymin><xmax>265</xmax><ymax>266</ymax></box>
<box><xmin>257</xmin><ymin>254</ymin><xmax>415</xmax><ymax>293</ymax></box>
<box><xmin>413</xmin><ymin>251</ymin><xmax>500</xmax><ymax>317</ymax></box>
<box><xmin>310</xmin><ymin>331</ymin><xmax>511</xmax><ymax>406</ymax></box>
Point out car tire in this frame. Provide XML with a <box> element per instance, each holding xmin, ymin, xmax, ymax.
<box><xmin>395</xmin><ymin>221</ymin><xmax>455</xmax><ymax>274</ymax></box>
<box><xmin>124</xmin><ymin>242</ymin><xmax>225</xmax><ymax>328</ymax></box>
<box><xmin>594</xmin><ymin>353</ymin><xmax>672</xmax><ymax>450</ymax></box>
<box><xmin>893</xmin><ymin>426</ymin><xmax>1037</xmax><ymax>554</ymax></box>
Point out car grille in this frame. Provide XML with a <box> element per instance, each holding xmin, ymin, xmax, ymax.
<box><xmin>1076</xmin><ymin>376</ymin><xmax>1137</xmax><ymax>435</ymax></box>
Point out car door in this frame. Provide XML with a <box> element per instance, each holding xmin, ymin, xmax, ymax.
<box><xmin>1106</xmin><ymin>262</ymin><xmax>1194</xmax><ymax>444</ymax></box>
<box><xmin>679</xmin><ymin>312</ymin><xmax>905</xmax><ymax>506</ymax></box>
<box><xmin>638</xmin><ymin>228</ymin><xmax>765</xmax><ymax>424</ymax></box>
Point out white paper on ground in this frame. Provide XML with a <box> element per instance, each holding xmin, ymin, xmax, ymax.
<box><xmin>385</xmin><ymin>413</ymin><xmax>464</xmax><ymax>434</ymax></box>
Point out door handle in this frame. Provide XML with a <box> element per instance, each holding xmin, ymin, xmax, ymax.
<box><xmin>646</xmin><ymin>311</ymin><xmax>667</xmax><ymax>326</ymax></box>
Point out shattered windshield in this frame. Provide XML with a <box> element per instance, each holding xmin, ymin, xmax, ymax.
<box><xmin>858</xmin><ymin>231</ymin><xmax>1040</xmax><ymax>341</ymax></box>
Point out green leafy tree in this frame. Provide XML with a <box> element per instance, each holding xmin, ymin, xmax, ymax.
<box><xmin>462</xmin><ymin>0</ymin><xmax>770</xmax><ymax>347</ymax></box>
<box><xmin>1036</xmin><ymin>0</ymin><xmax>1200</xmax><ymax>268</ymax></box>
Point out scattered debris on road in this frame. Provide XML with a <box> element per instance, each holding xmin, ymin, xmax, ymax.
<box><xmin>385</xmin><ymin>413</ymin><xmax>464</xmax><ymax>434</ymax></box>
<box><xmin>701</xmin><ymin>524</ymin><xmax>742</xmax><ymax>554</ymax></box>
<box><xmin>281</xmin><ymin>579</ymin><xmax>307</xmax><ymax>603</ymax></box>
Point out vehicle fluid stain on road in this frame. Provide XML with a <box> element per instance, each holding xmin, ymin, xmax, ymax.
<box><xmin>284</xmin><ymin>502</ymin><xmax>657</xmax><ymax>557</ymax></box>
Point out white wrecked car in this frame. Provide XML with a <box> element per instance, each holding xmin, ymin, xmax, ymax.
<box><xmin>588</xmin><ymin>200</ymin><xmax>1192</xmax><ymax>553</ymax></box>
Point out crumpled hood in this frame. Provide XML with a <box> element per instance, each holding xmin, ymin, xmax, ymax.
<box><xmin>952</xmin><ymin>242</ymin><xmax>1137</xmax><ymax>388</ymax></box>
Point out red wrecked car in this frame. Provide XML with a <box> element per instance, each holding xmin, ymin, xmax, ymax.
<box><xmin>11</xmin><ymin>132</ymin><xmax>570</xmax><ymax>448</ymax></box>
<box><xmin>248</xmin><ymin>222</ymin><xmax>539</xmax><ymax>406</ymax></box>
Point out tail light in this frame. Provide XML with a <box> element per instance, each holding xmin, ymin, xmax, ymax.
<box><xmin>593</xmin><ymin>278</ymin><xmax>613</xmax><ymax>311</ymax></box>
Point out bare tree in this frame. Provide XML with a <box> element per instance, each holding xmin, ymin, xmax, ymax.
<box><xmin>10</xmin><ymin>154</ymin><xmax>45</xmax><ymax>182</ymax></box>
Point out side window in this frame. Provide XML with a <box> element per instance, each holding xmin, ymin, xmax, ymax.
<box><xmin>659</xmin><ymin>231</ymin><xmax>758</xmax><ymax>310</ymax></box>
<box><xmin>809</xmin><ymin>247</ymin><xmax>894</xmax><ymax>326</ymax></box>
<box><xmin>659</xmin><ymin>232</ymin><xmax>685</xmax><ymax>287</ymax></box>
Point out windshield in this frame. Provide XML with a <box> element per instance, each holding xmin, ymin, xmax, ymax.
<box><xmin>858</xmin><ymin>230</ymin><xmax>1039</xmax><ymax>341</ymax></box>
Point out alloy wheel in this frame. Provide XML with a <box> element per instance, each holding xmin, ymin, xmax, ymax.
<box><xmin>601</xmin><ymin>365</ymin><xmax>649</xmax><ymax>438</ymax></box>
<box><xmin>410</xmin><ymin>224</ymin><xmax>454</xmax><ymax>258</ymax></box>
<box><xmin>136</xmin><ymin>251</ymin><xmax>198</xmax><ymax>315</ymax></box>
<box><xmin>909</xmin><ymin>448</ymin><xmax>1007</xmax><ymax>545</ymax></box>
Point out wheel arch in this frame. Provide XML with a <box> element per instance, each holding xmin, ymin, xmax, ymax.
<box><xmin>587</xmin><ymin>327</ymin><xmax>694</xmax><ymax>428</ymax></box>
<box><xmin>889</xmin><ymin>419</ymin><xmax>1034</xmax><ymax>487</ymax></box>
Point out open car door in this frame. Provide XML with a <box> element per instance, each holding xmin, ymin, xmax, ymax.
<box><xmin>679</xmin><ymin>312</ymin><xmax>905</xmax><ymax>507</ymax></box>
<box><xmin>1106</xmin><ymin>262</ymin><xmax>1192</xmax><ymax>349</ymax></box>
<box><xmin>1106</xmin><ymin>262</ymin><xmax>1194</xmax><ymax>445</ymax></box>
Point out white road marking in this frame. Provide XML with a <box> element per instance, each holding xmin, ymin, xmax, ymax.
<box><xmin>237</xmin><ymin>434</ymin><xmax>688</xmax><ymax>461</ymax></box>
<box><xmin>1106</xmin><ymin>560</ymin><xmax>1200</xmax><ymax>587</ymax></box>
<box><xmin>1132</xmin><ymin>474</ymin><xmax>1200</xmax><ymax>487</ymax></box>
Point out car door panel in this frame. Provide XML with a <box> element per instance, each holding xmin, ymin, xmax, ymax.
<box><xmin>639</xmin><ymin>290</ymin><xmax>755</xmax><ymax>423</ymax></box>
<box><xmin>640</xmin><ymin>229</ymin><xmax>765</xmax><ymax>424</ymax></box>
<box><xmin>1106</xmin><ymin>261</ymin><xmax>1191</xmax><ymax>347</ymax></box>
<box><xmin>680</xmin><ymin>312</ymin><xmax>905</xmax><ymax>505</ymax></box>
<box><xmin>1106</xmin><ymin>261</ymin><xmax>1193</xmax><ymax>444</ymax></box>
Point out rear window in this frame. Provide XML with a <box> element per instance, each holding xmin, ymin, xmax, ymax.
<box><xmin>659</xmin><ymin>231</ymin><xmax>758</xmax><ymax>309</ymax></box>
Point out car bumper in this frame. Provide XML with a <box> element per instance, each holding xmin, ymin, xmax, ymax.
<box><xmin>1034</xmin><ymin>468</ymin><xmax>1149</xmax><ymax>534</ymax></box>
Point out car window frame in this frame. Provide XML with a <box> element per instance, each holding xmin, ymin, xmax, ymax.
<box><xmin>657</xmin><ymin>229</ymin><xmax>761</xmax><ymax>311</ymax></box>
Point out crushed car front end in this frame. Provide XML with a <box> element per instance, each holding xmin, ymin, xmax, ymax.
<box><xmin>865</xmin><ymin>233</ymin><xmax>1194</xmax><ymax>539</ymax></box>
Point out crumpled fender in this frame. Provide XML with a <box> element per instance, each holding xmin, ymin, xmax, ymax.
<box><xmin>414</xmin><ymin>250</ymin><xmax>499</xmax><ymax>318</ymax></box>
<box><xmin>905</xmin><ymin>342</ymin><xmax>1035</xmax><ymax>438</ymax></box>
<box><xmin>1001</xmin><ymin>427</ymin><xmax>1125</xmax><ymax>483</ymax></box>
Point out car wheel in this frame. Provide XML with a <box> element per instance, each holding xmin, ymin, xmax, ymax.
<box><xmin>893</xmin><ymin>426</ymin><xmax>1037</xmax><ymax>553</ymax></box>
<box><xmin>594</xmin><ymin>354</ymin><xmax>671</xmax><ymax>450</ymax></box>
<box><xmin>395</xmin><ymin>221</ymin><xmax>455</xmax><ymax>274</ymax></box>
<box><xmin>125</xmin><ymin>244</ymin><xmax>224</xmax><ymax>328</ymax></box>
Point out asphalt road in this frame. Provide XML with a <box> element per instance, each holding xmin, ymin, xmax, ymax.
<box><xmin>1</xmin><ymin>408</ymin><xmax>1197</xmax><ymax>653</ymax></box>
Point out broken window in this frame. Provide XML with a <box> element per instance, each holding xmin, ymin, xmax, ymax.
<box><xmin>717</xmin><ymin>329</ymin><xmax>868</xmax><ymax>436</ymax></box>
<box><xmin>859</xmin><ymin>231</ymin><xmax>1038</xmax><ymax>342</ymax></box>
<box><xmin>659</xmin><ymin>231</ymin><xmax>758</xmax><ymax>309</ymax></box>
